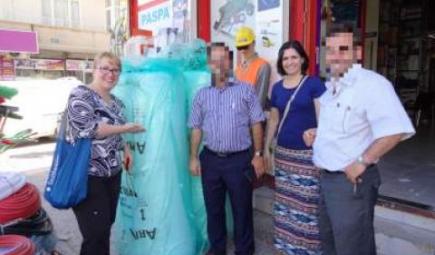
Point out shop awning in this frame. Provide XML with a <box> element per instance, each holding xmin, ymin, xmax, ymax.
<box><xmin>0</xmin><ymin>29</ymin><xmax>39</xmax><ymax>54</ymax></box>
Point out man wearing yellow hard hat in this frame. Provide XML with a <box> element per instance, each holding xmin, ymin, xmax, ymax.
<box><xmin>235</xmin><ymin>26</ymin><xmax>271</xmax><ymax>109</ymax></box>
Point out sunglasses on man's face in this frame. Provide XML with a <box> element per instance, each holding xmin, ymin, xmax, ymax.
<box><xmin>236</xmin><ymin>45</ymin><xmax>249</xmax><ymax>51</ymax></box>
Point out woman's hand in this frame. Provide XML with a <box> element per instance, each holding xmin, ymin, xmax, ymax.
<box><xmin>264</xmin><ymin>149</ymin><xmax>273</xmax><ymax>174</ymax></box>
<box><xmin>303</xmin><ymin>128</ymin><xmax>317</xmax><ymax>147</ymax></box>
<box><xmin>96</xmin><ymin>122</ymin><xmax>145</xmax><ymax>138</ymax></box>
<box><xmin>123</xmin><ymin>123</ymin><xmax>145</xmax><ymax>133</ymax></box>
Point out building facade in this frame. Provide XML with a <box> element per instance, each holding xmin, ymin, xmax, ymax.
<box><xmin>0</xmin><ymin>0</ymin><xmax>123</xmax><ymax>82</ymax></box>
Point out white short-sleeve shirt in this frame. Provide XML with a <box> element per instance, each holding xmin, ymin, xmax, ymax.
<box><xmin>313</xmin><ymin>64</ymin><xmax>415</xmax><ymax>171</ymax></box>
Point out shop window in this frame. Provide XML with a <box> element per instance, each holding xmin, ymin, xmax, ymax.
<box><xmin>105</xmin><ymin>0</ymin><xmax>125</xmax><ymax>31</ymax></box>
<box><xmin>70</xmin><ymin>0</ymin><xmax>80</xmax><ymax>28</ymax></box>
<box><xmin>106</xmin><ymin>9</ymin><xmax>112</xmax><ymax>31</ymax></box>
<box><xmin>41</xmin><ymin>0</ymin><xmax>52</xmax><ymax>25</ymax></box>
<box><xmin>41</xmin><ymin>0</ymin><xmax>81</xmax><ymax>28</ymax></box>
<box><xmin>54</xmin><ymin>0</ymin><xmax>68</xmax><ymax>27</ymax></box>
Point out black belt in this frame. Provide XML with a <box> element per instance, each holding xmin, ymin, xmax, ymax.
<box><xmin>322</xmin><ymin>164</ymin><xmax>376</xmax><ymax>174</ymax></box>
<box><xmin>204</xmin><ymin>146</ymin><xmax>249</xmax><ymax>158</ymax></box>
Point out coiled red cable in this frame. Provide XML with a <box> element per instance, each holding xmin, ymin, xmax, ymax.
<box><xmin>0</xmin><ymin>183</ymin><xmax>41</xmax><ymax>224</ymax></box>
<box><xmin>0</xmin><ymin>234</ymin><xmax>35</xmax><ymax>255</ymax></box>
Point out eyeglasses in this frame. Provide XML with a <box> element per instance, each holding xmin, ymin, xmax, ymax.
<box><xmin>98</xmin><ymin>67</ymin><xmax>121</xmax><ymax>75</ymax></box>
<box><xmin>236</xmin><ymin>45</ymin><xmax>250</xmax><ymax>51</ymax></box>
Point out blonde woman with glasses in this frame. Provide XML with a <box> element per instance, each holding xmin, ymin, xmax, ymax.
<box><xmin>66</xmin><ymin>52</ymin><xmax>144</xmax><ymax>255</ymax></box>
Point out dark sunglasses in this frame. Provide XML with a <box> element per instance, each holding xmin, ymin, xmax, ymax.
<box><xmin>236</xmin><ymin>45</ymin><xmax>249</xmax><ymax>51</ymax></box>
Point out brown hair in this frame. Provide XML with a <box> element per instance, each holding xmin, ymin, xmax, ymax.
<box><xmin>93</xmin><ymin>51</ymin><xmax>121</xmax><ymax>70</ymax></box>
<box><xmin>276</xmin><ymin>40</ymin><xmax>309</xmax><ymax>76</ymax></box>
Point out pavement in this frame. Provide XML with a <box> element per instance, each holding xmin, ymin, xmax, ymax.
<box><xmin>0</xmin><ymin>142</ymin><xmax>276</xmax><ymax>255</ymax></box>
<box><xmin>3</xmin><ymin>138</ymin><xmax>435</xmax><ymax>255</ymax></box>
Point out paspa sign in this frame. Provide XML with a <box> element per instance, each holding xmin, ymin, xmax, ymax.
<box><xmin>138</xmin><ymin>0</ymin><xmax>172</xmax><ymax>32</ymax></box>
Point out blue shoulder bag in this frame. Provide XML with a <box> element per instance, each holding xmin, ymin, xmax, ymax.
<box><xmin>44</xmin><ymin>112</ymin><xmax>91</xmax><ymax>209</ymax></box>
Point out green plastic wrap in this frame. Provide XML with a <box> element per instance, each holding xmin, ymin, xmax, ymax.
<box><xmin>113</xmin><ymin>40</ymin><xmax>210</xmax><ymax>255</ymax></box>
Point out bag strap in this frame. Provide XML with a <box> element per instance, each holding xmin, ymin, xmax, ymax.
<box><xmin>57</xmin><ymin>109</ymin><xmax>68</xmax><ymax>139</ymax></box>
<box><xmin>277</xmin><ymin>75</ymin><xmax>308</xmax><ymax>136</ymax></box>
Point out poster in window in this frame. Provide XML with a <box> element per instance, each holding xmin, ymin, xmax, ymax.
<box><xmin>258</xmin><ymin>0</ymin><xmax>279</xmax><ymax>12</ymax></box>
<box><xmin>211</xmin><ymin>0</ymin><xmax>284</xmax><ymax>97</ymax></box>
<box><xmin>211</xmin><ymin>0</ymin><xmax>256</xmax><ymax>46</ymax></box>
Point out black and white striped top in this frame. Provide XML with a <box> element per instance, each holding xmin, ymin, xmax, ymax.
<box><xmin>67</xmin><ymin>85</ymin><xmax>126</xmax><ymax>177</ymax></box>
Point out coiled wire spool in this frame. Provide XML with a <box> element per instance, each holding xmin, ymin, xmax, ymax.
<box><xmin>0</xmin><ymin>234</ymin><xmax>35</xmax><ymax>255</ymax></box>
<box><xmin>0</xmin><ymin>184</ymin><xmax>41</xmax><ymax>225</ymax></box>
<box><xmin>1</xmin><ymin>208</ymin><xmax>53</xmax><ymax>237</ymax></box>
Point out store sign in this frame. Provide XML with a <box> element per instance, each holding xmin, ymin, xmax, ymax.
<box><xmin>66</xmin><ymin>60</ymin><xmax>93</xmax><ymax>72</ymax></box>
<box><xmin>138</xmin><ymin>0</ymin><xmax>172</xmax><ymax>32</ymax></box>
<box><xmin>0</xmin><ymin>29</ymin><xmax>39</xmax><ymax>54</ymax></box>
<box><xmin>0</xmin><ymin>56</ymin><xmax>16</xmax><ymax>80</ymax></box>
<box><xmin>15</xmin><ymin>59</ymin><xmax>65</xmax><ymax>71</ymax></box>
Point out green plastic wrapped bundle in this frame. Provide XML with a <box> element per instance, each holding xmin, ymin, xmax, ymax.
<box><xmin>183</xmin><ymin>70</ymin><xmax>210</xmax><ymax>254</ymax></box>
<box><xmin>180</xmin><ymin>39</ymin><xmax>214</xmax><ymax>253</ymax></box>
<box><xmin>113</xmin><ymin>39</ymin><xmax>237</xmax><ymax>255</ymax></box>
<box><xmin>113</xmin><ymin>57</ymin><xmax>198</xmax><ymax>255</ymax></box>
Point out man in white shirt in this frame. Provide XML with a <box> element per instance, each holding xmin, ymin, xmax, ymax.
<box><xmin>303</xmin><ymin>32</ymin><xmax>415</xmax><ymax>255</ymax></box>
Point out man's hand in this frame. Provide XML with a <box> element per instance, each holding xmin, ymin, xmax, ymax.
<box><xmin>303</xmin><ymin>128</ymin><xmax>317</xmax><ymax>147</ymax></box>
<box><xmin>189</xmin><ymin>157</ymin><xmax>201</xmax><ymax>176</ymax></box>
<box><xmin>344</xmin><ymin>161</ymin><xmax>366</xmax><ymax>184</ymax></box>
<box><xmin>251</xmin><ymin>156</ymin><xmax>265</xmax><ymax>178</ymax></box>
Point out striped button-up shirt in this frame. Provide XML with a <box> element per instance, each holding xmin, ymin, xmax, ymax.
<box><xmin>188</xmin><ymin>80</ymin><xmax>265</xmax><ymax>152</ymax></box>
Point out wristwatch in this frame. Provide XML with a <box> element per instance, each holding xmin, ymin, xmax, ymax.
<box><xmin>356</xmin><ymin>155</ymin><xmax>370</xmax><ymax>167</ymax></box>
<box><xmin>254</xmin><ymin>150</ymin><xmax>263</xmax><ymax>157</ymax></box>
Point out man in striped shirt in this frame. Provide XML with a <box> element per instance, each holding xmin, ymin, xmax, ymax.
<box><xmin>189</xmin><ymin>42</ymin><xmax>266</xmax><ymax>255</ymax></box>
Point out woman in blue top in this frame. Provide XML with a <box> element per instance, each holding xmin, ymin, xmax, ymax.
<box><xmin>264</xmin><ymin>40</ymin><xmax>326</xmax><ymax>255</ymax></box>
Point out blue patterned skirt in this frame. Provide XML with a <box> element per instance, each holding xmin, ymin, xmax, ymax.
<box><xmin>273</xmin><ymin>146</ymin><xmax>322</xmax><ymax>255</ymax></box>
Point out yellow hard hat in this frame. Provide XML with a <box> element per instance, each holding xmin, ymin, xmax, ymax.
<box><xmin>235</xmin><ymin>27</ymin><xmax>255</xmax><ymax>47</ymax></box>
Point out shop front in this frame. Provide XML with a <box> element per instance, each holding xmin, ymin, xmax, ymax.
<box><xmin>0</xmin><ymin>20</ymin><xmax>110</xmax><ymax>82</ymax></box>
<box><xmin>128</xmin><ymin>0</ymin><xmax>435</xmax><ymax>232</ymax></box>
<box><xmin>125</xmin><ymin>1</ymin><xmax>435</xmax><ymax>253</ymax></box>
<box><xmin>11</xmin><ymin>58</ymin><xmax>93</xmax><ymax>82</ymax></box>
<box><xmin>129</xmin><ymin>0</ymin><xmax>319</xmax><ymax>76</ymax></box>
<box><xmin>0</xmin><ymin>28</ymin><xmax>39</xmax><ymax>81</ymax></box>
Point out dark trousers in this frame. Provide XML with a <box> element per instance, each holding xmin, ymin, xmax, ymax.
<box><xmin>319</xmin><ymin>165</ymin><xmax>381</xmax><ymax>255</ymax></box>
<box><xmin>72</xmin><ymin>172</ymin><xmax>121</xmax><ymax>255</ymax></box>
<box><xmin>200</xmin><ymin>148</ymin><xmax>255</xmax><ymax>255</ymax></box>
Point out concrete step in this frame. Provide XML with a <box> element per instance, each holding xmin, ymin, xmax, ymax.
<box><xmin>375</xmin><ymin>206</ymin><xmax>435</xmax><ymax>255</ymax></box>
